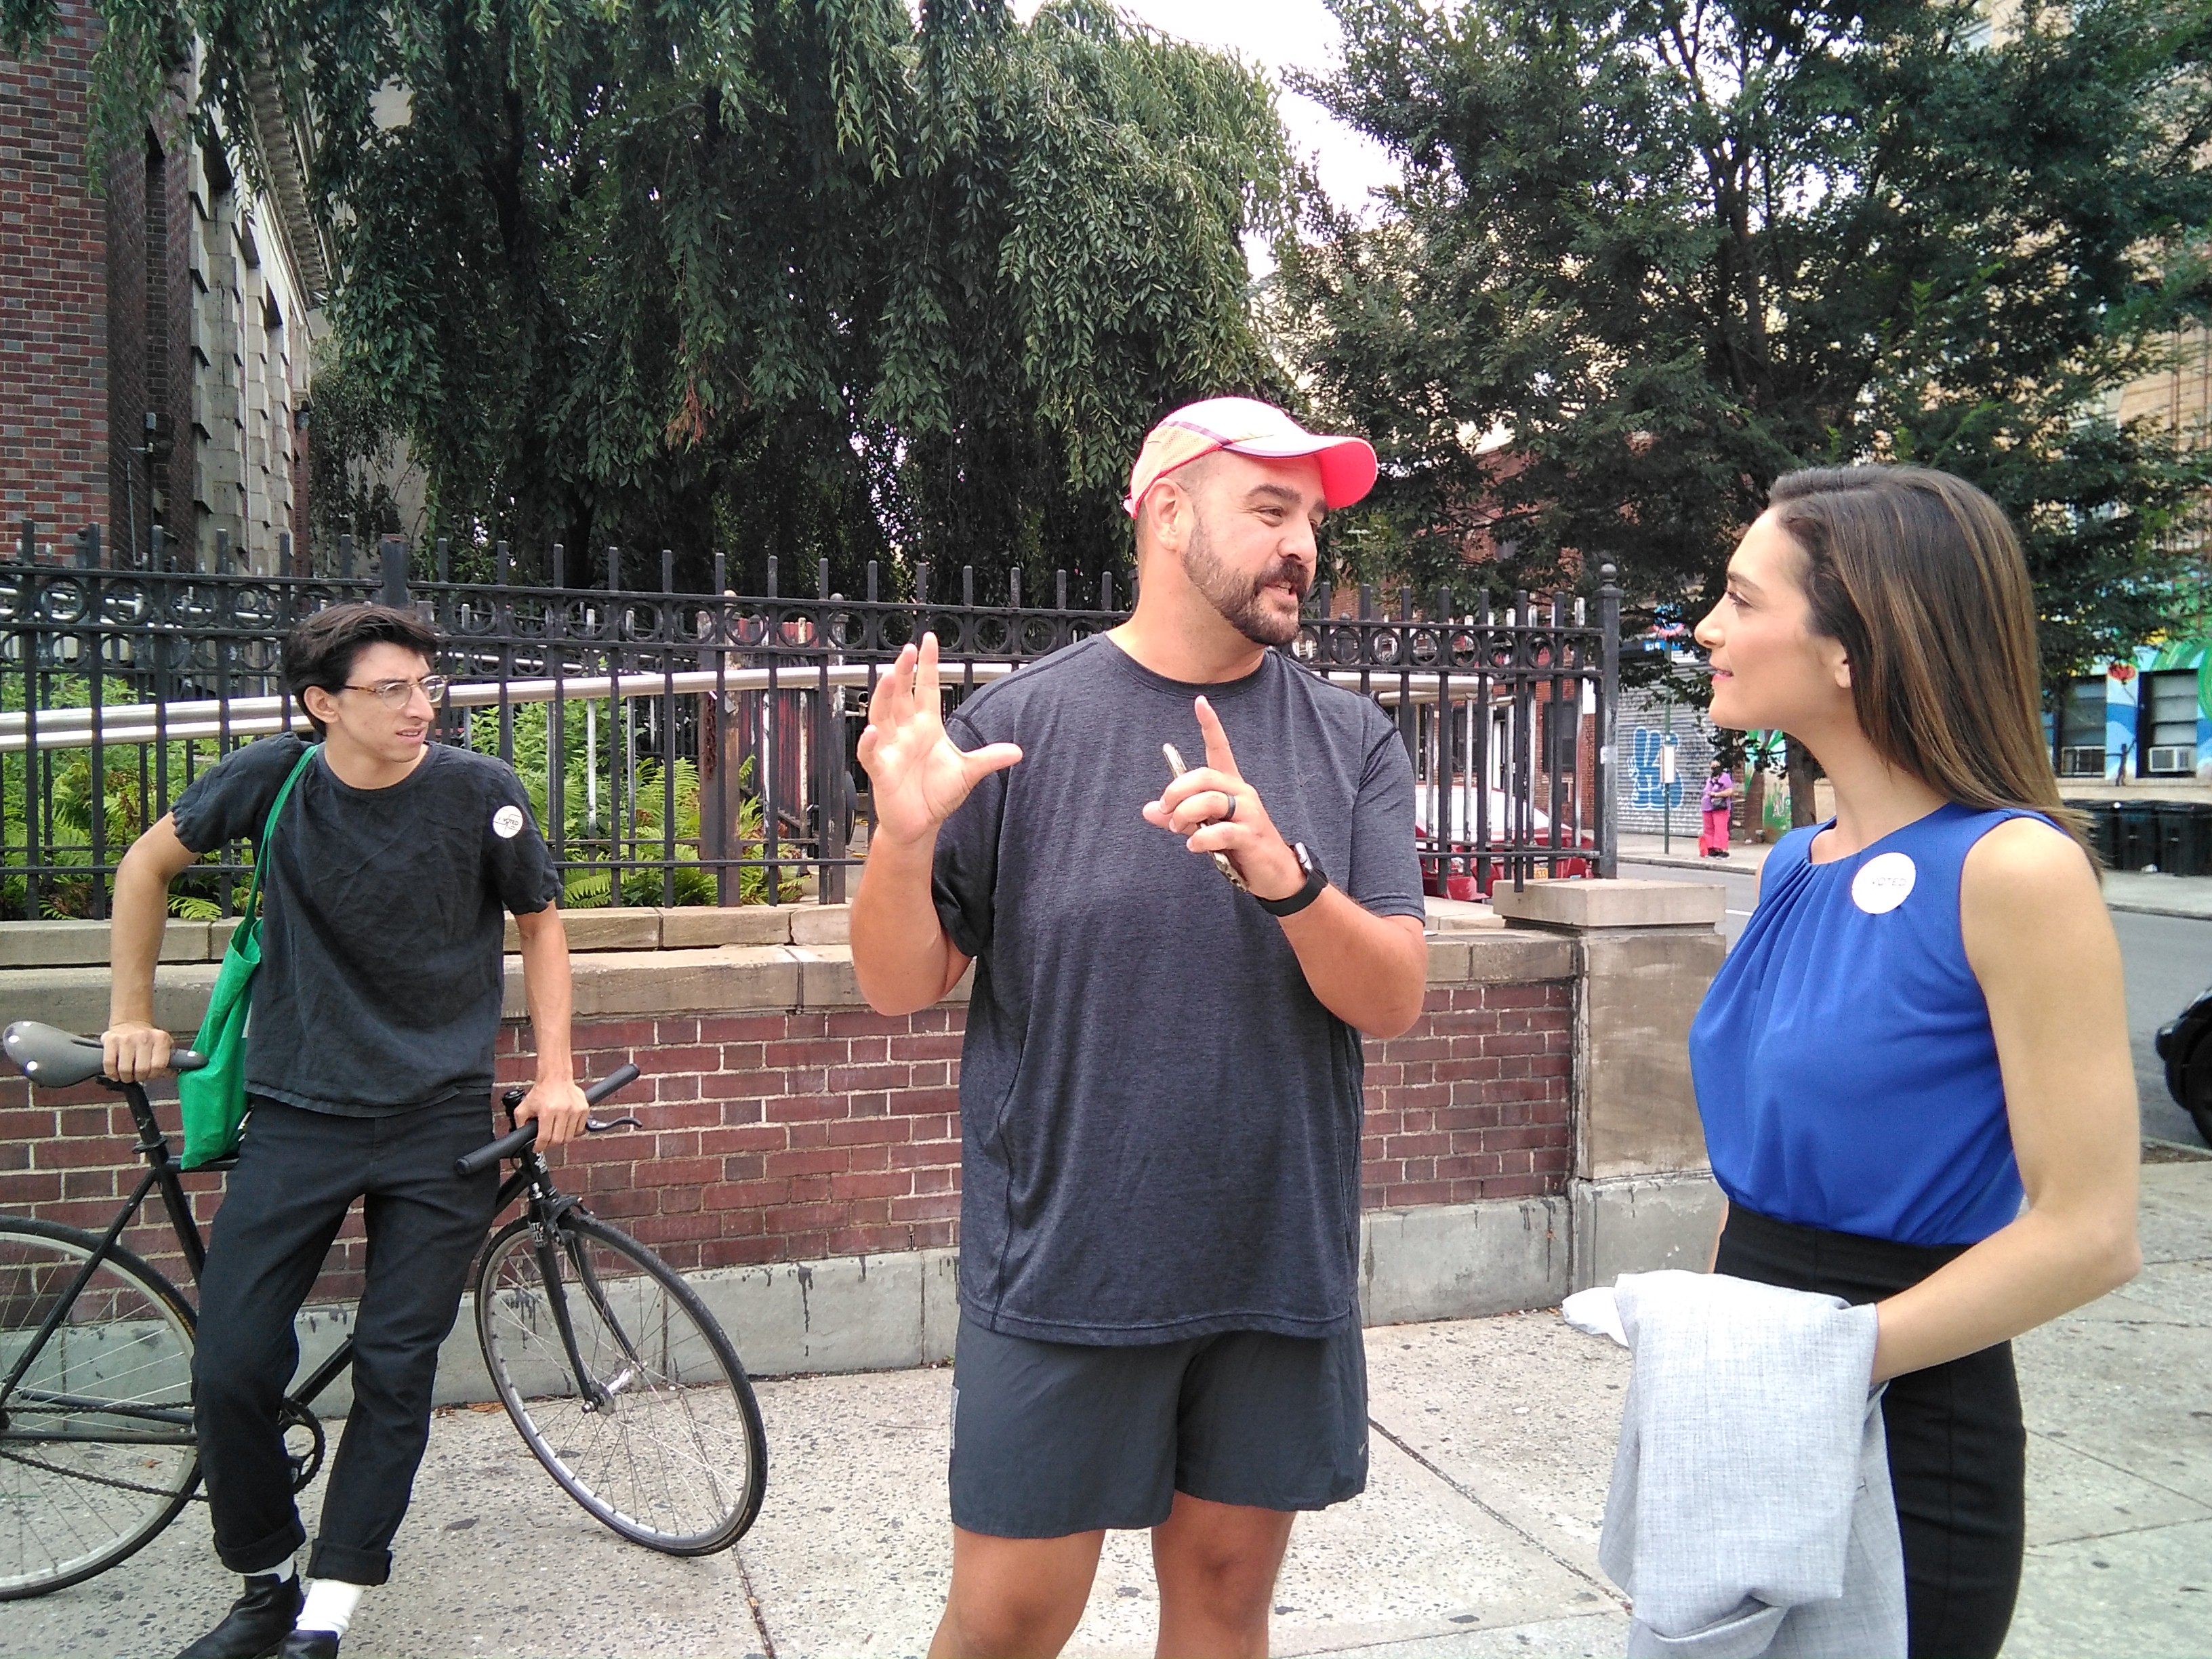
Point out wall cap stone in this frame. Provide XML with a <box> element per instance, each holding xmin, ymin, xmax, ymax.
<box><xmin>1492</xmin><ymin>878</ymin><xmax>1723</xmax><ymax>932</ymax></box>
<box><xmin>0</xmin><ymin>903</ymin><xmax>849</xmax><ymax>966</ymax></box>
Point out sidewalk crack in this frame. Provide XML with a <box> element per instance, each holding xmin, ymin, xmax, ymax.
<box><xmin>1367</xmin><ymin>1417</ymin><xmax>1624</xmax><ymax>1608</ymax></box>
<box><xmin>2028</xmin><ymin>1429</ymin><xmax>2212</xmax><ymax>1511</ymax></box>
<box><xmin>735</xmin><ymin>1545</ymin><xmax>779</xmax><ymax>1659</ymax></box>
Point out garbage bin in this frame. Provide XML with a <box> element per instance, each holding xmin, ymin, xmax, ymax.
<box><xmin>2116</xmin><ymin>802</ymin><xmax>2162</xmax><ymax>871</ymax></box>
<box><xmin>2070</xmin><ymin>800</ymin><xmax>2118</xmax><ymax>867</ymax></box>
<box><xmin>2155</xmin><ymin>802</ymin><xmax>2212</xmax><ymax>878</ymax></box>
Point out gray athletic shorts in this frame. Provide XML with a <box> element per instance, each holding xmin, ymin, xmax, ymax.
<box><xmin>947</xmin><ymin>1314</ymin><xmax>1370</xmax><ymax>1538</ymax></box>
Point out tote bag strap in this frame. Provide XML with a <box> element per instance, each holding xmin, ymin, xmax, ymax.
<box><xmin>239</xmin><ymin>743</ymin><xmax>321</xmax><ymax>928</ymax></box>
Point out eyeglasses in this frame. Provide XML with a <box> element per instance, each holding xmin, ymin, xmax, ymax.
<box><xmin>340</xmin><ymin>674</ymin><xmax>450</xmax><ymax>708</ymax></box>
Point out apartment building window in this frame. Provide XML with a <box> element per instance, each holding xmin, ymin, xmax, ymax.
<box><xmin>2056</xmin><ymin>678</ymin><xmax>2108</xmax><ymax>777</ymax></box>
<box><xmin>2139</xmin><ymin>671</ymin><xmax>2200</xmax><ymax>776</ymax></box>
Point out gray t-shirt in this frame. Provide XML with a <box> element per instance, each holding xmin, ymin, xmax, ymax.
<box><xmin>171</xmin><ymin>735</ymin><xmax>560</xmax><ymax>1115</ymax></box>
<box><xmin>933</xmin><ymin>635</ymin><xmax>1424</xmax><ymax>1345</ymax></box>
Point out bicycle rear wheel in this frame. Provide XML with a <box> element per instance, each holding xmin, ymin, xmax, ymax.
<box><xmin>475</xmin><ymin>1211</ymin><xmax>765</xmax><ymax>1553</ymax></box>
<box><xmin>0</xmin><ymin>1218</ymin><xmax>199</xmax><ymax>1599</ymax></box>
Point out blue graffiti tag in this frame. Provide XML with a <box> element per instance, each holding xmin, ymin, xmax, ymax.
<box><xmin>1629</xmin><ymin>727</ymin><xmax>1686</xmax><ymax>809</ymax></box>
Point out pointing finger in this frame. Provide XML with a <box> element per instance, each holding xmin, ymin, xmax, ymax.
<box><xmin>1195</xmin><ymin>696</ymin><xmax>1238</xmax><ymax>777</ymax></box>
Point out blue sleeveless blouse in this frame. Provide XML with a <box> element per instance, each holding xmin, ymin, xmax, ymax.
<box><xmin>1689</xmin><ymin>802</ymin><xmax>2054</xmax><ymax>1246</ymax></box>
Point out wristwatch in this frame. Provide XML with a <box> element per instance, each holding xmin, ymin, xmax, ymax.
<box><xmin>1254</xmin><ymin>841</ymin><xmax>1328</xmax><ymax>917</ymax></box>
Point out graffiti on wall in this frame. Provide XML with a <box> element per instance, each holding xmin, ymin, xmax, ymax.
<box><xmin>1629</xmin><ymin>727</ymin><xmax>1687</xmax><ymax>809</ymax></box>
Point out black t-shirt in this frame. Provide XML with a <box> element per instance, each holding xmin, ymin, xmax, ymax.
<box><xmin>933</xmin><ymin>635</ymin><xmax>1425</xmax><ymax>1345</ymax></box>
<box><xmin>171</xmin><ymin>735</ymin><xmax>561</xmax><ymax>1115</ymax></box>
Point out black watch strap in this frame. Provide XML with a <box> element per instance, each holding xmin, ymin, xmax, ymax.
<box><xmin>1254</xmin><ymin>842</ymin><xmax>1328</xmax><ymax>917</ymax></box>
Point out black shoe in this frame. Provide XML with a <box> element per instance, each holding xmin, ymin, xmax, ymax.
<box><xmin>276</xmin><ymin>1633</ymin><xmax>340</xmax><ymax>1659</ymax></box>
<box><xmin>174</xmin><ymin>1575</ymin><xmax>303</xmax><ymax>1659</ymax></box>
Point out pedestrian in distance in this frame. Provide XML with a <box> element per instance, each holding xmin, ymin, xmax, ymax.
<box><xmin>1699</xmin><ymin>756</ymin><xmax>1736</xmax><ymax>858</ymax></box>
<box><xmin>1688</xmin><ymin>466</ymin><xmax>2140</xmax><ymax>1659</ymax></box>
<box><xmin>849</xmin><ymin>396</ymin><xmax>1430</xmax><ymax>1659</ymax></box>
<box><xmin>101</xmin><ymin>605</ymin><xmax>590</xmax><ymax>1659</ymax></box>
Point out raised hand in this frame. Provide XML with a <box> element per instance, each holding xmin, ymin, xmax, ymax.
<box><xmin>859</xmin><ymin>634</ymin><xmax>1023</xmax><ymax>846</ymax></box>
<box><xmin>1141</xmin><ymin>695</ymin><xmax>1305</xmax><ymax>900</ymax></box>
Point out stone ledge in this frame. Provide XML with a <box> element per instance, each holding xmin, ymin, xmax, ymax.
<box><xmin>1569</xmin><ymin>1172</ymin><xmax>1725</xmax><ymax>1292</ymax></box>
<box><xmin>0</xmin><ymin>904</ymin><xmax>851</xmax><ymax>968</ymax></box>
<box><xmin>1492</xmin><ymin>878</ymin><xmax>1724</xmax><ymax>932</ymax></box>
<box><xmin>2</xmin><ymin>894</ymin><xmax>1553</xmax><ymax>968</ymax></box>
<box><xmin>3</xmin><ymin>930</ymin><xmax>1565</xmax><ymax>1037</ymax></box>
<box><xmin>0</xmin><ymin>962</ymin><xmax>221</xmax><ymax>1042</ymax></box>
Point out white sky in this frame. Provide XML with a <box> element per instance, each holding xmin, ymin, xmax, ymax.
<box><xmin>1010</xmin><ymin>0</ymin><xmax>1406</xmax><ymax>225</ymax></box>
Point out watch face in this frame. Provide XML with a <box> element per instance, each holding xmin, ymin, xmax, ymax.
<box><xmin>1293</xmin><ymin>841</ymin><xmax>1315</xmax><ymax>876</ymax></box>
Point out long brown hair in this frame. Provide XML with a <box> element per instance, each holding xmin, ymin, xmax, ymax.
<box><xmin>1765</xmin><ymin>466</ymin><xmax>2091</xmax><ymax>856</ymax></box>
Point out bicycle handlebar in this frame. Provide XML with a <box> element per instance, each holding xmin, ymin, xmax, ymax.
<box><xmin>455</xmin><ymin>1063</ymin><xmax>642</xmax><ymax>1176</ymax></box>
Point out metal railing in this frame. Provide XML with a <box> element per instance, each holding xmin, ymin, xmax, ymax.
<box><xmin>0</xmin><ymin>523</ymin><xmax>1620</xmax><ymax>919</ymax></box>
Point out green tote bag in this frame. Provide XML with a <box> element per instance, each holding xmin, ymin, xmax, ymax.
<box><xmin>177</xmin><ymin>744</ymin><xmax>320</xmax><ymax>1168</ymax></box>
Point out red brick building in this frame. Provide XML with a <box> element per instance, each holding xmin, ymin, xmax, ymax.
<box><xmin>1</xmin><ymin>1</ymin><xmax>327</xmax><ymax>569</ymax></box>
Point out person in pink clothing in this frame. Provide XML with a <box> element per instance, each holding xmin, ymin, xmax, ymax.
<box><xmin>1700</xmin><ymin>758</ymin><xmax>1736</xmax><ymax>857</ymax></box>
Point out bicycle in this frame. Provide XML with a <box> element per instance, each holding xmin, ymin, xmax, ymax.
<box><xmin>0</xmin><ymin>1020</ymin><xmax>767</xmax><ymax>1600</ymax></box>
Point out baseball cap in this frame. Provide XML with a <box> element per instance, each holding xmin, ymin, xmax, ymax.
<box><xmin>1122</xmin><ymin>396</ymin><xmax>1378</xmax><ymax>517</ymax></box>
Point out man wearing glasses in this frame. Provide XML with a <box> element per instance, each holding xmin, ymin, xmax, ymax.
<box><xmin>101</xmin><ymin>603</ymin><xmax>588</xmax><ymax>1659</ymax></box>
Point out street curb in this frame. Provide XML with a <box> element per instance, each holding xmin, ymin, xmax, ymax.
<box><xmin>2103</xmin><ymin>901</ymin><xmax>2212</xmax><ymax>920</ymax></box>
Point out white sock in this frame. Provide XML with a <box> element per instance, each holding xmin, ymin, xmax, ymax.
<box><xmin>246</xmin><ymin>1553</ymin><xmax>302</xmax><ymax>1588</ymax></box>
<box><xmin>297</xmin><ymin>1578</ymin><xmax>366</xmax><ymax>1637</ymax></box>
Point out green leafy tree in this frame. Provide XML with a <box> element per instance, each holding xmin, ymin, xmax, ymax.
<box><xmin>7</xmin><ymin>0</ymin><xmax>1298</xmax><ymax>598</ymax></box>
<box><xmin>1278</xmin><ymin>0</ymin><xmax>2212</xmax><ymax>701</ymax></box>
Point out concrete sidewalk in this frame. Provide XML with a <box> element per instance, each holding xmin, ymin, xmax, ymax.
<box><xmin>1617</xmin><ymin>832</ymin><xmax>2212</xmax><ymax>920</ymax></box>
<box><xmin>9</xmin><ymin>1155</ymin><xmax>2207</xmax><ymax>1659</ymax></box>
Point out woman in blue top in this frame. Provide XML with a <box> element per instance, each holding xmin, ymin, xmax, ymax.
<box><xmin>1688</xmin><ymin>466</ymin><xmax>2139</xmax><ymax>1659</ymax></box>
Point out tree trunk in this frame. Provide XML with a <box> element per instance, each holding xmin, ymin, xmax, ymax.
<box><xmin>1743</xmin><ymin>769</ymin><xmax>1769</xmax><ymax>842</ymax></box>
<box><xmin>1786</xmin><ymin>737</ymin><xmax>1824</xmax><ymax>828</ymax></box>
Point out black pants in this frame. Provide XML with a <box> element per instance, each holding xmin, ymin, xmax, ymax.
<box><xmin>192</xmin><ymin>1094</ymin><xmax>497</xmax><ymax>1585</ymax></box>
<box><xmin>1716</xmin><ymin>1205</ymin><xmax>2025</xmax><ymax>1659</ymax></box>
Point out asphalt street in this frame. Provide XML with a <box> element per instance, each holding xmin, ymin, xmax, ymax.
<box><xmin>1619</xmin><ymin>857</ymin><xmax>2211</xmax><ymax>1147</ymax></box>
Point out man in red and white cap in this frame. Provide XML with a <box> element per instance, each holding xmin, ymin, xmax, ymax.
<box><xmin>852</xmin><ymin>396</ymin><xmax>1426</xmax><ymax>1658</ymax></box>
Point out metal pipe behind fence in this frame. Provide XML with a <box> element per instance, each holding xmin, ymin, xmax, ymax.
<box><xmin>1598</xmin><ymin>563</ymin><xmax>1621</xmax><ymax>879</ymax></box>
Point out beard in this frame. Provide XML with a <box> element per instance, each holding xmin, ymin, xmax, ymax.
<box><xmin>1183</xmin><ymin>518</ymin><xmax>1311</xmax><ymax>648</ymax></box>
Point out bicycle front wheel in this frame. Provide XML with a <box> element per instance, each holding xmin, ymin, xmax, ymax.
<box><xmin>0</xmin><ymin>1218</ymin><xmax>199</xmax><ymax>1599</ymax></box>
<box><xmin>475</xmin><ymin>1211</ymin><xmax>765</xmax><ymax>1553</ymax></box>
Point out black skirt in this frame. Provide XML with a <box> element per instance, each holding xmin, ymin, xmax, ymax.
<box><xmin>1715</xmin><ymin>1204</ymin><xmax>2025</xmax><ymax>1659</ymax></box>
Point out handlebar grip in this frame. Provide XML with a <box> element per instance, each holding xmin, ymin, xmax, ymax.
<box><xmin>457</xmin><ymin>1063</ymin><xmax>644</xmax><ymax>1176</ymax></box>
<box><xmin>586</xmin><ymin>1063</ymin><xmax>642</xmax><ymax>1106</ymax></box>
<box><xmin>456</xmin><ymin>1123</ymin><xmax>536</xmax><ymax>1178</ymax></box>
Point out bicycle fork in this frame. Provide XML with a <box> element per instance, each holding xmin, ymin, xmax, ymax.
<box><xmin>531</xmin><ymin>1223</ymin><xmax>658</xmax><ymax>1414</ymax></box>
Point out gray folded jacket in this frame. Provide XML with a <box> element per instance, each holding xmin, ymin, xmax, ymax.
<box><xmin>1596</xmin><ymin>1269</ymin><xmax>1906</xmax><ymax>1659</ymax></box>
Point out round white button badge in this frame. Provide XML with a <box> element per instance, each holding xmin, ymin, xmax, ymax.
<box><xmin>1851</xmin><ymin>851</ymin><xmax>1917</xmax><ymax>914</ymax></box>
<box><xmin>492</xmin><ymin>804</ymin><xmax>525</xmax><ymax>840</ymax></box>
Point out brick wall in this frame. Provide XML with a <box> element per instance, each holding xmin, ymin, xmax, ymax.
<box><xmin>146</xmin><ymin>123</ymin><xmax>194</xmax><ymax>557</ymax></box>
<box><xmin>104</xmin><ymin>133</ymin><xmax>145</xmax><ymax>558</ymax></box>
<box><xmin>0</xmin><ymin>1</ymin><xmax>108</xmax><ymax>548</ymax></box>
<box><xmin>0</xmin><ymin>982</ymin><xmax>1574</xmax><ymax>1303</ymax></box>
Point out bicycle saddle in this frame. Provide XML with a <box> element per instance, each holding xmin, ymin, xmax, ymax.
<box><xmin>3</xmin><ymin>1021</ymin><xmax>204</xmax><ymax>1087</ymax></box>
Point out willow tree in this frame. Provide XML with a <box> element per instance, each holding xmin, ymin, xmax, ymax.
<box><xmin>7</xmin><ymin>0</ymin><xmax>1297</xmax><ymax>595</ymax></box>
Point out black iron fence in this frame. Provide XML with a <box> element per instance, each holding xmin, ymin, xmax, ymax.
<box><xmin>0</xmin><ymin>524</ymin><xmax>1620</xmax><ymax>919</ymax></box>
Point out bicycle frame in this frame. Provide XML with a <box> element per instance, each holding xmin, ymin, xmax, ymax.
<box><xmin>5</xmin><ymin>1077</ymin><xmax>636</xmax><ymax>1460</ymax></box>
<box><xmin>0</xmin><ymin>1078</ymin><xmax>357</xmax><ymax>1441</ymax></box>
